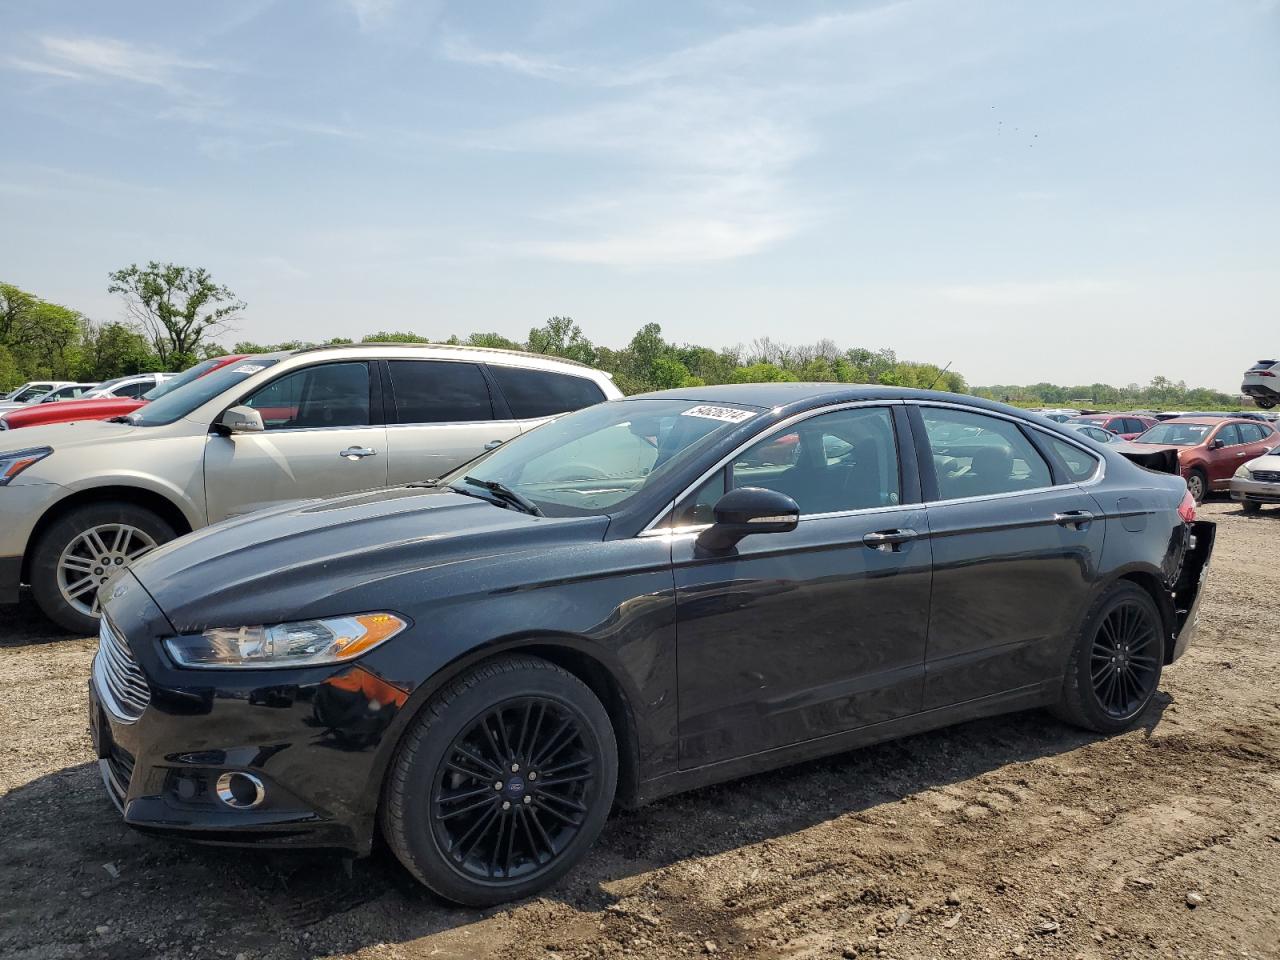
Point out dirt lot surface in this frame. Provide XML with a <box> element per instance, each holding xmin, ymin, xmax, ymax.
<box><xmin>2</xmin><ymin>499</ymin><xmax>1278</xmax><ymax>960</ymax></box>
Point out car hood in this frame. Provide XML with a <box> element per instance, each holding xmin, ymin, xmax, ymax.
<box><xmin>0</xmin><ymin>416</ymin><xmax>148</xmax><ymax>452</ymax></box>
<box><xmin>1246</xmin><ymin>453</ymin><xmax>1280</xmax><ymax>471</ymax></box>
<box><xmin>127</xmin><ymin>484</ymin><xmax>611</xmax><ymax>633</ymax></box>
<box><xmin>1</xmin><ymin>397</ymin><xmax>143</xmax><ymax>430</ymax></box>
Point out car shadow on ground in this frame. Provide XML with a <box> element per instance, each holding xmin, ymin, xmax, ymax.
<box><xmin>0</xmin><ymin>593</ymin><xmax>78</xmax><ymax>648</ymax></box>
<box><xmin>0</xmin><ymin>694</ymin><xmax>1171</xmax><ymax>958</ymax></box>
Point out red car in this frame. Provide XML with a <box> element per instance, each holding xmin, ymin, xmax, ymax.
<box><xmin>1065</xmin><ymin>413</ymin><xmax>1158</xmax><ymax>441</ymax></box>
<box><xmin>0</xmin><ymin>355</ymin><xmax>247</xmax><ymax>431</ymax></box>
<box><xmin>1125</xmin><ymin>416</ymin><xmax>1279</xmax><ymax>502</ymax></box>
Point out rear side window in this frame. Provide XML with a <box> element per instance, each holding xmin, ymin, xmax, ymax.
<box><xmin>1239</xmin><ymin>423</ymin><xmax>1268</xmax><ymax>443</ymax></box>
<box><xmin>488</xmin><ymin>365</ymin><xmax>606</xmax><ymax>419</ymax></box>
<box><xmin>922</xmin><ymin>408</ymin><xmax>1052</xmax><ymax>498</ymax></box>
<box><xmin>386</xmin><ymin>360</ymin><xmax>493</xmax><ymax>423</ymax></box>
<box><xmin>1043</xmin><ymin>435</ymin><xmax>1101</xmax><ymax>482</ymax></box>
<box><xmin>114</xmin><ymin>380</ymin><xmax>150</xmax><ymax>398</ymax></box>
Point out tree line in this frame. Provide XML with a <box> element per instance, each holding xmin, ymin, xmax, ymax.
<box><xmin>0</xmin><ymin>264</ymin><xmax>1244</xmax><ymax>409</ymax></box>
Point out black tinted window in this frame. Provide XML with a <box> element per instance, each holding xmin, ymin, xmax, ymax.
<box><xmin>923</xmin><ymin>408</ymin><xmax>1052</xmax><ymax>498</ymax></box>
<box><xmin>115</xmin><ymin>380</ymin><xmax>150</xmax><ymax>398</ymax></box>
<box><xmin>387</xmin><ymin>361</ymin><xmax>492</xmax><ymax>423</ymax></box>
<box><xmin>245</xmin><ymin>362</ymin><xmax>370</xmax><ymax>429</ymax></box>
<box><xmin>488</xmin><ymin>365</ymin><xmax>605</xmax><ymax>419</ymax></box>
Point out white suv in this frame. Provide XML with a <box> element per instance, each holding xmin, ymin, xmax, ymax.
<box><xmin>1242</xmin><ymin>359</ymin><xmax>1279</xmax><ymax>410</ymax></box>
<box><xmin>0</xmin><ymin>344</ymin><xmax>621</xmax><ymax>632</ymax></box>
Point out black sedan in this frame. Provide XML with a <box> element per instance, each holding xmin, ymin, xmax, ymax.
<box><xmin>92</xmin><ymin>385</ymin><xmax>1214</xmax><ymax>905</ymax></box>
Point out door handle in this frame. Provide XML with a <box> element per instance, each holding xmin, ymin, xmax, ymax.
<box><xmin>1053</xmin><ymin>510</ymin><xmax>1094</xmax><ymax>529</ymax></box>
<box><xmin>484</xmin><ymin>440</ymin><xmax>505</xmax><ymax>451</ymax></box>
<box><xmin>862</xmin><ymin>528</ymin><xmax>917</xmax><ymax>552</ymax></box>
<box><xmin>339</xmin><ymin>446</ymin><xmax>377</xmax><ymax>460</ymax></box>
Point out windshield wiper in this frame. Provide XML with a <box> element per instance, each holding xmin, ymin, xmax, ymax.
<box><xmin>459</xmin><ymin>476</ymin><xmax>543</xmax><ymax>516</ymax></box>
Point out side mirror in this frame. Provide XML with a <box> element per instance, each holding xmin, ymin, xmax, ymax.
<box><xmin>696</xmin><ymin>487</ymin><xmax>800</xmax><ymax>552</ymax></box>
<box><xmin>217</xmin><ymin>405</ymin><xmax>264</xmax><ymax>434</ymax></box>
<box><xmin>1209</xmin><ymin>438</ymin><xmax>1225</xmax><ymax>450</ymax></box>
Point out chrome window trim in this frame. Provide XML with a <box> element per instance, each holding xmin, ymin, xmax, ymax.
<box><xmin>638</xmin><ymin>397</ymin><xmax>1110</xmax><ymax>534</ymax></box>
<box><xmin>638</xmin><ymin>400</ymin><xmax>904</xmax><ymax>535</ymax></box>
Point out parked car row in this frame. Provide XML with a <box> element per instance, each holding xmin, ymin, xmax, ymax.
<box><xmin>0</xmin><ymin>372</ymin><xmax>179</xmax><ymax>428</ymax></box>
<box><xmin>0</xmin><ymin>354</ymin><xmax>1226</xmax><ymax>905</ymax></box>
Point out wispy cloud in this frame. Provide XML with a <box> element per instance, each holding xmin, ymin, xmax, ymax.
<box><xmin>344</xmin><ymin>0</ymin><xmax>399</xmax><ymax>31</ymax></box>
<box><xmin>441</xmin><ymin>1</ymin><xmax>948</xmax><ymax>267</ymax></box>
<box><xmin>941</xmin><ymin>280</ymin><xmax>1114</xmax><ymax>307</ymax></box>
<box><xmin>7</xmin><ymin>35</ymin><xmax>223</xmax><ymax>92</ymax></box>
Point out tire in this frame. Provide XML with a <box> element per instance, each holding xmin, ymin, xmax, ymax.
<box><xmin>1257</xmin><ymin>398</ymin><xmax>1275</xmax><ymax>409</ymax></box>
<box><xmin>1185</xmin><ymin>468</ymin><xmax>1208</xmax><ymax>504</ymax></box>
<box><xmin>1053</xmin><ymin>582</ymin><xmax>1164</xmax><ymax>734</ymax></box>
<box><xmin>1240</xmin><ymin>499</ymin><xmax>1262</xmax><ymax>514</ymax></box>
<box><xmin>30</xmin><ymin>501</ymin><xmax>176</xmax><ymax>634</ymax></box>
<box><xmin>382</xmin><ymin>655</ymin><xmax>618</xmax><ymax>906</ymax></box>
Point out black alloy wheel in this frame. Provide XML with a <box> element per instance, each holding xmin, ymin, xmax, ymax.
<box><xmin>1054</xmin><ymin>582</ymin><xmax>1165</xmax><ymax>734</ymax></box>
<box><xmin>1089</xmin><ymin>601</ymin><xmax>1161</xmax><ymax>719</ymax></box>
<box><xmin>383</xmin><ymin>655</ymin><xmax>617</xmax><ymax>906</ymax></box>
<box><xmin>430</xmin><ymin>697</ymin><xmax>597</xmax><ymax>883</ymax></box>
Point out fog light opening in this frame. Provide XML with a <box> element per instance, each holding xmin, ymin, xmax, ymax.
<box><xmin>215</xmin><ymin>771</ymin><xmax>266</xmax><ymax>810</ymax></box>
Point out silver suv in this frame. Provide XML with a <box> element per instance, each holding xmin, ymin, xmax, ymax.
<box><xmin>0</xmin><ymin>344</ymin><xmax>621</xmax><ymax>632</ymax></box>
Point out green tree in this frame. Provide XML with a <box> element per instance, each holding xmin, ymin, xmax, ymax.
<box><xmin>108</xmin><ymin>263</ymin><xmax>244</xmax><ymax>370</ymax></box>
<box><xmin>361</xmin><ymin>330</ymin><xmax>432</xmax><ymax>343</ymax></box>
<box><xmin>526</xmin><ymin>316</ymin><xmax>596</xmax><ymax>365</ymax></box>
<box><xmin>0</xmin><ymin>283</ymin><xmax>84</xmax><ymax>379</ymax></box>
<box><xmin>729</xmin><ymin>362</ymin><xmax>797</xmax><ymax>383</ymax></box>
<box><xmin>78</xmin><ymin>321</ymin><xmax>158</xmax><ymax>380</ymax></box>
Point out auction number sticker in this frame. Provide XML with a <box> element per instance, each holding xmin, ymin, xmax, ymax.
<box><xmin>681</xmin><ymin>404</ymin><xmax>755</xmax><ymax>424</ymax></box>
<box><xmin>231</xmin><ymin>364</ymin><xmax>266</xmax><ymax>374</ymax></box>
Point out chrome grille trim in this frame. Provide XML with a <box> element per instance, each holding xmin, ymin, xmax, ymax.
<box><xmin>1251</xmin><ymin>470</ymin><xmax>1280</xmax><ymax>483</ymax></box>
<box><xmin>93</xmin><ymin>618</ymin><xmax>150</xmax><ymax>723</ymax></box>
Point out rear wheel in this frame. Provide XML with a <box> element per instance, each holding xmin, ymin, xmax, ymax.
<box><xmin>1256</xmin><ymin>398</ymin><xmax>1275</xmax><ymax>409</ymax></box>
<box><xmin>1054</xmin><ymin>582</ymin><xmax>1164</xmax><ymax>734</ymax></box>
<box><xmin>383</xmin><ymin>655</ymin><xmax>617</xmax><ymax>906</ymax></box>
<box><xmin>30</xmin><ymin>501</ymin><xmax>175</xmax><ymax>634</ymax></box>
<box><xmin>1185</xmin><ymin>468</ymin><xmax>1208</xmax><ymax>504</ymax></box>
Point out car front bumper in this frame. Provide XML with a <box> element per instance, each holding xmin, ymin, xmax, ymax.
<box><xmin>89</xmin><ymin>574</ymin><xmax>409</xmax><ymax>855</ymax></box>
<box><xmin>1230</xmin><ymin>476</ymin><xmax>1280</xmax><ymax>505</ymax></box>
<box><xmin>0</xmin><ymin>482</ymin><xmax>62</xmax><ymax>603</ymax></box>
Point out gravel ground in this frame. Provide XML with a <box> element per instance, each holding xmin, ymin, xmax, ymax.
<box><xmin>1</xmin><ymin>499</ymin><xmax>1277</xmax><ymax>960</ymax></box>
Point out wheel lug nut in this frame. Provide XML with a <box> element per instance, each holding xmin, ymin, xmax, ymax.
<box><xmin>510</xmin><ymin>762</ymin><xmax>519</xmax><ymax>773</ymax></box>
<box><xmin>529</xmin><ymin>771</ymin><xmax>537</xmax><ymax>781</ymax></box>
<box><xmin>502</xmin><ymin>800</ymin><xmax>511</xmax><ymax>810</ymax></box>
<box><xmin>523</xmin><ymin>796</ymin><xmax>532</xmax><ymax>804</ymax></box>
<box><xmin>493</xmin><ymin>781</ymin><xmax>503</xmax><ymax>791</ymax></box>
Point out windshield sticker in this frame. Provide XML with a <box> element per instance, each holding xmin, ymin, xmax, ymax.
<box><xmin>231</xmin><ymin>364</ymin><xmax>266</xmax><ymax>374</ymax></box>
<box><xmin>681</xmin><ymin>404</ymin><xmax>755</xmax><ymax>424</ymax></box>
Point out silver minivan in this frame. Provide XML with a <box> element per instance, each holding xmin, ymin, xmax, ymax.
<box><xmin>0</xmin><ymin>343</ymin><xmax>621</xmax><ymax>632</ymax></box>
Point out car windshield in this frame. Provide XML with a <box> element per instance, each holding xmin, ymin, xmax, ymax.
<box><xmin>141</xmin><ymin>358</ymin><xmax>228</xmax><ymax>401</ymax></box>
<box><xmin>444</xmin><ymin>398</ymin><xmax>763</xmax><ymax>517</ymax></box>
<box><xmin>1134</xmin><ymin>423</ymin><xmax>1211</xmax><ymax>446</ymax></box>
<box><xmin>127</xmin><ymin>357</ymin><xmax>280</xmax><ymax>426</ymax></box>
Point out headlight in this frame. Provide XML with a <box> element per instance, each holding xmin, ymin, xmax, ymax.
<box><xmin>1234</xmin><ymin>465</ymin><xmax>1252</xmax><ymax>479</ymax></box>
<box><xmin>0</xmin><ymin>446</ymin><xmax>52</xmax><ymax>485</ymax></box>
<box><xmin>164</xmin><ymin>613</ymin><xmax>408</xmax><ymax>669</ymax></box>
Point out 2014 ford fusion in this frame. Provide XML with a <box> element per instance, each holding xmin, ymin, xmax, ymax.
<box><xmin>91</xmin><ymin>385</ymin><xmax>1214</xmax><ymax>905</ymax></box>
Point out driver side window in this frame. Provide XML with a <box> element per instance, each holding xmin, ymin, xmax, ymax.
<box><xmin>674</xmin><ymin>407</ymin><xmax>900</xmax><ymax>525</ymax></box>
<box><xmin>243</xmin><ymin>362</ymin><xmax>371</xmax><ymax>430</ymax></box>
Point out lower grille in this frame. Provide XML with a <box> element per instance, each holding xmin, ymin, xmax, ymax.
<box><xmin>94</xmin><ymin>618</ymin><xmax>150</xmax><ymax>722</ymax></box>
<box><xmin>1251</xmin><ymin>470</ymin><xmax>1280</xmax><ymax>483</ymax></box>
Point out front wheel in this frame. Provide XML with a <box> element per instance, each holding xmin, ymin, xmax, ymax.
<box><xmin>1240</xmin><ymin>498</ymin><xmax>1262</xmax><ymax>514</ymax></box>
<box><xmin>382</xmin><ymin>655</ymin><xmax>618</xmax><ymax>906</ymax></box>
<box><xmin>30</xmin><ymin>501</ymin><xmax>175</xmax><ymax>634</ymax></box>
<box><xmin>1053</xmin><ymin>582</ymin><xmax>1164</xmax><ymax>734</ymax></box>
<box><xmin>1185</xmin><ymin>468</ymin><xmax>1208</xmax><ymax>504</ymax></box>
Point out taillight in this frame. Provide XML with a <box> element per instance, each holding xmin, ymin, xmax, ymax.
<box><xmin>1177</xmin><ymin>489</ymin><xmax>1196</xmax><ymax>523</ymax></box>
<box><xmin>1258</xmin><ymin>370</ymin><xmax>1277</xmax><ymax>378</ymax></box>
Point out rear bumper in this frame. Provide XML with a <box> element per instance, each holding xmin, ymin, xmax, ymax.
<box><xmin>1230</xmin><ymin>477</ymin><xmax>1280</xmax><ymax>504</ymax></box>
<box><xmin>1241</xmin><ymin>383</ymin><xmax>1279</xmax><ymax>402</ymax></box>
<box><xmin>1169</xmin><ymin>520</ymin><xmax>1214</xmax><ymax>662</ymax></box>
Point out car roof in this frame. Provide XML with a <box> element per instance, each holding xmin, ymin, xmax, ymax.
<box><xmin>1159</xmin><ymin>416</ymin><xmax>1243</xmax><ymax>425</ymax></box>
<box><xmin>629</xmin><ymin>382</ymin><xmax>1026</xmax><ymax>414</ymax></box>
<box><xmin>287</xmin><ymin>341</ymin><xmax>600</xmax><ymax>372</ymax></box>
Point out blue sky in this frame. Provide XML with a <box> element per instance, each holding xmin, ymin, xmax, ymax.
<box><xmin>1</xmin><ymin>0</ymin><xmax>1276</xmax><ymax>390</ymax></box>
